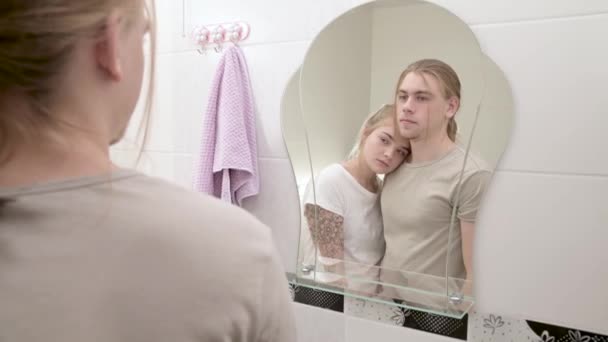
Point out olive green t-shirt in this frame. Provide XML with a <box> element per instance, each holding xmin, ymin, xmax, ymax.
<box><xmin>380</xmin><ymin>146</ymin><xmax>491</xmax><ymax>292</ymax></box>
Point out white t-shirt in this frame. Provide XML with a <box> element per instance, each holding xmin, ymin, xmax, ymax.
<box><xmin>298</xmin><ymin>164</ymin><xmax>385</xmax><ymax>286</ymax></box>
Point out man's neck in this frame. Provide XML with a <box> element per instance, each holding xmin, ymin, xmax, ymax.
<box><xmin>410</xmin><ymin>135</ymin><xmax>456</xmax><ymax>164</ymax></box>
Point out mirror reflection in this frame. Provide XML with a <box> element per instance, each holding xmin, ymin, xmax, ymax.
<box><xmin>283</xmin><ymin>0</ymin><xmax>513</xmax><ymax>317</ymax></box>
<box><xmin>298</xmin><ymin>103</ymin><xmax>409</xmax><ymax>295</ymax></box>
<box><xmin>380</xmin><ymin>58</ymin><xmax>490</xmax><ymax>303</ymax></box>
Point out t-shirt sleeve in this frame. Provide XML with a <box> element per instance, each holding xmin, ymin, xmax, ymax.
<box><xmin>457</xmin><ymin>169</ymin><xmax>492</xmax><ymax>222</ymax></box>
<box><xmin>301</xmin><ymin>167</ymin><xmax>346</xmax><ymax>269</ymax></box>
<box><xmin>303</xmin><ymin>167</ymin><xmax>345</xmax><ymax>216</ymax></box>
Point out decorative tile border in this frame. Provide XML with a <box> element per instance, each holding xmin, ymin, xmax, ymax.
<box><xmin>289</xmin><ymin>283</ymin><xmax>608</xmax><ymax>341</ymax></box>
<box><xmin>469</xmin><ymin>312</ymin><xmax>608</xmax><ymax>342</ymax></box>
<box><xmin>289</xmin><ymin>283</ymin><xmax>468</xmax><ymax>340</ymax></box>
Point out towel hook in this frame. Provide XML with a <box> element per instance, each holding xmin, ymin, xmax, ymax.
<box><xmin>212</xmin><ymin>25</ymin><xmax>226</xmax><ymax>53</ymax></box>
<box><xmin>192</xmin><ymin>22</ymin><xmax>250</xmax><ymax>53</ymax></box>
<box><xmin>195</xmin><ymin>27</ymin><xmax>210</xmax><ymax>55</ymax></box>
<box><xmin>228</xmin><ymin>23</ymin><xmax>242</xmax><ymax>44</ymax></box>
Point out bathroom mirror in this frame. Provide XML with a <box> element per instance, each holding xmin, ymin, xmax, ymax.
<box><xmin>281</xmin><ymin>0</ymin><xmax>513</xmax><ymax>319</ymax></box>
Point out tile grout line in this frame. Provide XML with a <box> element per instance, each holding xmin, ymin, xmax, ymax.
<box><xmin>496</xmin><ymin>169</ymin><xmax>608</xmax><ymax>179</ymax></box>
<box><xmin>470</xmin><ymin>10</ymin><xmax>608</xmax><ymax>27</ymax></box>
<box><xmin>111</xmin><ymin>148</ymin><xmax>289</xmax><ymax>161</ymax></box>
<box><xmin>155</xmin><ymin>39</ymin><xmax>312</xmax><ymax>56</ymax></box>
<box><xmin>112</xmin><ymin>148</ymin><xmax>607</xmax><ymax>178</ymax></box>
<box><xmin>152</xmin><ymin>11</ymin><xmax>608</xmax><ymax>56</ymax></box>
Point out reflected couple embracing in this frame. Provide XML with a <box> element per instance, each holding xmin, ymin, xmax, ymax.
<box><xmin>298</xmin><ymin>59</ymin><xmax>490</xmax><ymax>313</ymax></box>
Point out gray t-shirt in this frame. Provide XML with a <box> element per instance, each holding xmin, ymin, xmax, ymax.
<box><xmin>0</xmin><ymin>170</ymin><xmax>295</xmax><ymax>342</ymax></box>
<box><xmin>380</xmin><ymin>147</ymin><xmax>491</xmax><ymax>291</ymax></box>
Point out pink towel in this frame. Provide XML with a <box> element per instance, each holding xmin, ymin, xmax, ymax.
<box><xmin>193</xmin><ymin>45</ymin><xmax>259</xmax><ymax>206</ymax></box>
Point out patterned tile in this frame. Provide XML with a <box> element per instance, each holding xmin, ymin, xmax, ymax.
<box><xmin>289</xmin><ymin>283</ymin><xmax>608</xmax><ymax>341</ymax></box>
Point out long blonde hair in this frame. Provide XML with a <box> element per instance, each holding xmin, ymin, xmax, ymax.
<box><xmin>0</xmin><ymin>0</ymin><xmax>156</xmax><ymax>163</ymax></box>
<box><xmin>347</xmin><ymin>104</ymin><xmax>397</xmax><ymax>160</ymax></box>
<box><xmin>394</xmin><ymin>59</ymin><xmax>461</xmax><ymax>141</ymax></box>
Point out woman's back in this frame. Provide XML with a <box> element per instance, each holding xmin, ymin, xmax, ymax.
<box><xmin>0</xmin><ymin>171</ymin><xmax>295</xmax><ymax>341</ymax></box>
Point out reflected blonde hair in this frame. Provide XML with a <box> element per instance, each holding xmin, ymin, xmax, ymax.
<box><xmin>347</xmin><ymin>104</ymin><xmax>398</xmax><ymax>160</ymax></box>
<box><xmin>394</xmin><ymin>59</ymin><xmax>461</xmax><ymax>141</ymax></box>
<box><xmin>0</xmin><ymin>0</ymin><xmax>156</xmax><ymax>163</ymax></box>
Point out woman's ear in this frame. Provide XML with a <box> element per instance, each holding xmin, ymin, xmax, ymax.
<box><xmin>360</xmin><ymin>127</ymin><xmax>374</xmax><ymax>144</ymax></box>
<box><xmin>95</xmin><ymin>11</ymin><xmax>124</xmax><ymax>81</ymax></box>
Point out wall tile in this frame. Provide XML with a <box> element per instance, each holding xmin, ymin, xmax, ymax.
<box><xmin>473</xmin><ymin>14</ymin><xmax>608</xmax><ymax>175</ymax></box>
<box><xmin>155</xmin><ymin>0</ymin><xmax>187</xmax><ymax>54</ymax></box>
<box><xmin>242</xmin><ymin>42</ymin><xmax>310</xmax><ymax>158</ymax></box>
<box><xmin>162</xmin><ymin>0</ymin><xmax>608</xmax><ymax>54</ymax></box>
<box><xmin>294</xmin><ymin>303</ymin><xmax>345</xmax><ymax>342</ymax></box>
<box><xmin>430</xmin><ymin>0</ymin><xmax>608</xmax><ymax>26</ymax></box>
<box><xmin>475</xmin><ymin>170</ymin><xmax>608</xmax><ymax>335</ymax></box>
<box><xmin>242</xmin><ymin>158</ymin><xmax>301</xmax><ymax>273</ymax></box>
<box><xmin>136</xmin><ymin>42</ymin><xmax>308</xmax><ymax>159</ymax></box>
<box><xmin>185</xmin><ymin>0</ymin><xmax>369</xmax><ymax>48</ymax></box>
<box><xmin>345</xmin><ymin>314</ymin><xmax>458</xmax><ymax>342</ymax></box>
<box><xmin>144</xmin><ymin>52</ymin><xmax>217</xmax><ymax>154</ymax></box>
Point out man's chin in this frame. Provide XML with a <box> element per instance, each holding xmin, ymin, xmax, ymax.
<box><xmin>398</xmin><ymin>129</ymin><xmax>417</xmax><ymax>139</ymax></box>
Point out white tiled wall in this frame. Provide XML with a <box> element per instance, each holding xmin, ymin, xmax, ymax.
<box><xmin>471</xmin><ymin>9</ymin><xmax>608</xmax><ymax>335</ymax></box>
<box><xmin>112</xmin><ymin>0</ymin><xmax>608</xmax><ymax>340</ymax></box>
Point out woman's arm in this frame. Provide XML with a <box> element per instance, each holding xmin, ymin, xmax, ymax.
<box><xmin>303</xmin><ymin>203</ymin><xmax>345</xmax><ymax>277</ymax></box>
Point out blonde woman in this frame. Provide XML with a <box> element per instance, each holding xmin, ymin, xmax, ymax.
<box><xmin>295</xmin><ymin>104</ymin><xmax>410</xmax><ymax>311</ymax></box>
<box><xmin>0</xmin><ymin>1</ymin><xmax>294</xmax><ymax>341</ymax></box>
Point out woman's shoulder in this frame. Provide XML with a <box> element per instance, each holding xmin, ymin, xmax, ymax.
<box><xmin>103</xmin><ymin>174</ymin><xmax>293</xmax><ymax>339</ymax></box>
<box><xmin>111</xmin><ymin>173</ymin><xmax>278</xmax><ymax>262</ymax></box>
<box><xmin>134</xmin><ymin>173</ymin><xmax>267</xmax><ymax>220</ymax></box>
<box><xmin>302</xmin><ymin>164</ymin><xmax>349</xmax><ymax>207</ymax></box>
<box><xmin>3</xmin><ymin>171</ymin><xmax>283</xmax><ymax>310</ymax></box>
<box><xmin>316</xmin><ymin>163</ymin><xmax>349</xmax><ymax>183</ymax></box>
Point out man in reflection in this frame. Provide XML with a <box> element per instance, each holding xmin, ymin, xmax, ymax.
<box><xmin>380</xmin><ymin>59</ymin><xmax>491</xmax><ymax>337</ymax></box>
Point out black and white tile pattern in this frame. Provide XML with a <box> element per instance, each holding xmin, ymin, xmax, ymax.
<box><xmin>289</xmin><ymin>283</ymin><xmax>608</xmax><ymax>341</ymax></box>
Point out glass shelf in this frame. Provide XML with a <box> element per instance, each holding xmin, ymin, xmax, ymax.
<box><xmin>287</xmin><ymin>259</ymin><xmax>474</xmax><ymax>319</ymax></box>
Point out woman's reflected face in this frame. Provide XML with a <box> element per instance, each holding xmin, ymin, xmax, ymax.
<box><xmin>362</xmin><ymin>122</ymin><xmax>410</xmax><ymax>174</ymax></box>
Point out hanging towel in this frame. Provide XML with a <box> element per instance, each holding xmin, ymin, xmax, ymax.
<box><xmin>193</xmin><ymin>45</ymin><xmax>259</xmax><ymax>206</ymax></box>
